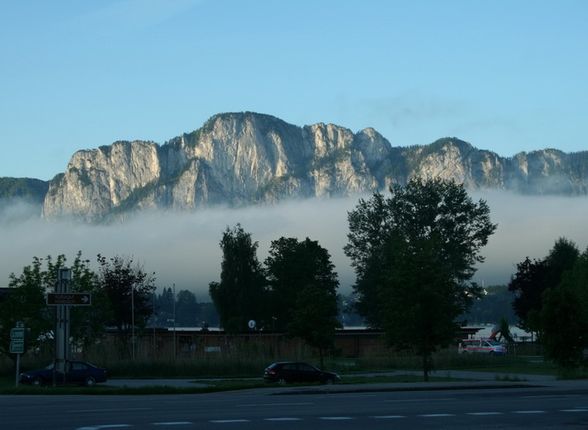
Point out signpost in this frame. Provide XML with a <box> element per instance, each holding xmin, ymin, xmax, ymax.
<box><xmin>49</xmin><ymin>268</ymin><xmax>93</xmax><ymax>386</ymax></box>
<box><xmin>10</xmin><ymin>322</ymin><xmax>25</xmax><ymax>387</ymax></box>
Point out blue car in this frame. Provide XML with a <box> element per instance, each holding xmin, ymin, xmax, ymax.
<box><xmin>20</xmin><ymin>361</ymin><xmax>107</xmax><ymax>386</ymax></box>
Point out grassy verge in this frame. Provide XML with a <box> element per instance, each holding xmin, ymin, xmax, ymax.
<box><xmin>330</xmin><ymin>353</ymin><xmax>558</xmax><ymax>376</ymax></box>
<box><xmin>0</xmin><ymin>380</ymin><xmax>265</xmax><ymax>396</ymax></box>
<box><xmin>0</xmin><ymin>373</ymin><xmax>472</xmax><ymax>395</ymax></box>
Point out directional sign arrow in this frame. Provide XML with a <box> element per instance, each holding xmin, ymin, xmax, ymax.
<box><xmin>47</xmin><ymin>293</ymin><xmax>92</xmax><ymax>306</ymax></box>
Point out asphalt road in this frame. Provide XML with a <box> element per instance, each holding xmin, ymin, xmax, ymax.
<box><xmin>3</xmin><ymin>383</ymin><xmax>588</xmax><ymax>430</ymax></box>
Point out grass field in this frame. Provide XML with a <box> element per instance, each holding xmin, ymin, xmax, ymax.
<box><xmin>2</xmin><ymin>348</ymin><xmax>580</xmax><ymax>396</ymax></box>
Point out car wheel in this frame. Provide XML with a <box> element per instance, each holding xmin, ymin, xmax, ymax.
<box><xmin>32</xmin><ymin>377</ymin><xmax>42</xmax><ymax>386</ymax></box>
<box><xmin>325</xmin><ymin>377</ymin><xmax>334</xmax><ymax>385</ymax></box>
<box><xmin>278</xmin><ymin>378</ymin><xmax>287</xmax><ymax>385</ymax></box>
<box><xmin>84</xmin><ymin>376</ymin><xmax>96</xmax><ymax>387</ymax></box>
<box><xmin>488</xmin><ymin>351</ymin><xmax>495</xmax><ymax>356</ymax></box>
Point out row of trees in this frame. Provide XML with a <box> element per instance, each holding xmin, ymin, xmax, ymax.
<box><xmin>0</xmin><ymin>253</ymin><xmax>156</xmax><ymax>359</ymax></box>
<box><xmin>509</xmin><ymin>238</ymin><xmax>588</xmax><ymax>369</ymax></box>
<box><xmin>209</xmin><ymin>227</ymin><xmax>340</xmax><ymax>366</ymax></box>
<box><xmin>11</xmin><ymin>177</ymin><xmax>584</xmax><ymax>377</ymax></box>
<box><xmin>152</xmin><ymin>287</ymin><xmax>218</xmax><ymax>328</ymax></box>
<box><xmin>209</xmin><ymin>178</ymin><xmax>497</xmax><ymax>378</ymax></box>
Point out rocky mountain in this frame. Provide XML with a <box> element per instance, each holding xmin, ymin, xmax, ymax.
<box><xmin>0</xmin><ymin>178</ymin><xmax>48</xmax><ymax>202</ymax></box>
<box><xmin>0</xmin><ymin>177</ymin><xmax>48</xmax><ymax>211</ymax></box>
<box><xmin>5</xmin><ymin>112</ymin><xmax>588</xmax><ymax>222</ymax></box>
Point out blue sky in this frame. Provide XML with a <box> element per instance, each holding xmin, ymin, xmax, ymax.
<box><xmin>1</xmin><ymin>0</ymin><xmax>587</xmax><ymax>180</ymax></box>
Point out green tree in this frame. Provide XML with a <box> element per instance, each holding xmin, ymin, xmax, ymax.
<box><xmin>175</xmin><ymin>290</ymin><xmax>199</xmax><ymax>327</ymax></box>
<box><xmin>541</xmin><ymin>248</ymin><xmax>588</xmax><ymax>370</ymax></box>
<box><xmin>97</xmin><ymin>254</ymin><xmax>156</xmax><ymax>356</ymax></box>
<box><xmin>0</xmin><ymin>256</ymin><xmax>55</xmax><ymax>360</ymax></box>
<box><xmin>509</xmin><ymin>238</ymin><xmax>579</xmax><ymax>334</ymax></box>
<box><xmin>154</xmin><ymin>287</ymin><xmax>175</xmax><ymax>326</ymax></box>
<box><xmin>508</xmin><ymin>257</ymin><xmax>548</xmax><ymax>332</ymax></box>
<box><xmin>209</xmin><ymin>224</ymin><xmax>268</xmax><ymax>333</ymax></box>
<box><xmin>265</xmin><ymin>237</ymin><xmax>340</xmax><ymax>366</ymax></box>
<box><xmin>68</xmin><ymin>252</ymin><xmax>112</xmax><ymax>352</ymax></box>
<box><xmin>345</xmin><ymin>178</ymin><xmax>496</xmax><ymax>380</ymax></box>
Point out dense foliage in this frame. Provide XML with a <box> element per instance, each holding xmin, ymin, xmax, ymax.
<box><xmin>209</xmin><ymin>225</ymin><xmax>268</xmax><ymax>333</ymax></box>
<box><xmin>509</xmin><ymin>238</ymin><xmax>588</xmax><ymax>370</ymax></box>
<box><xmin>345</xmin><ymin>178</ymin><xmax>496</xmax><ymax>380</ymax></box>
<box><xmin>509</xmin><ymin>238</ymin><xmax>579</xmax><ymax>333</ymax></box>
<box><xmin>97</xmin><ymin>254</ymin><xmax>156</xmax><ymax>338</ymax></box>
<box><xmin>265</xmin><ymin>237</ymin><xmax>340</xmax><ymax>366</ymax></box>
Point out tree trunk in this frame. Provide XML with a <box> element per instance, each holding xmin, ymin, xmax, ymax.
<box><xmin>422</xmin><ymin>353</ymin><xmax>430</xmax><ymax>382</ymax></box>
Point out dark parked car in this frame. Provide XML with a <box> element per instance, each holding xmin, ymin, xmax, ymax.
<box><xmin>20</xmin><ymin>361</ymin><xmax>107</xmax><ymax>386</ymax></box>
<box><xmin>263</xmin><ymin>361</ymin><xmax>340</xmax><ymax>384</ymax></box>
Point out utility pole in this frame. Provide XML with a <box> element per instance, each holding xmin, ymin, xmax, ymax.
<box><xmin>131</xmin><ymin>284</ymin><xmax>135</xmax><ymax>361</ymax></box>
<box><xmin>172</xmin><ymin>283</ymin><xmax>176</xmax><ymax>360</ymax></box>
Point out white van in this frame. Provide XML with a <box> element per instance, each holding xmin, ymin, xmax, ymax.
<box><xmin>458</xmin><ymin>338</ymin><xmax>507</xmax><ymax>355</ymax></box>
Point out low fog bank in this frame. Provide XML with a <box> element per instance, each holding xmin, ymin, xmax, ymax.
<box><xmin>474</xmin><ymin>191</ymin><xmax>588</xmax><ymax>286</ymax></box>
<box><xmin>0</xmin><ymin>199</ymin><xmax>42</xmax><ymax>224</ymax></box>
<box><xmin>0</xmin><ymin>192</ymin><xmax>587</xmax><ymax>298</ymax></box>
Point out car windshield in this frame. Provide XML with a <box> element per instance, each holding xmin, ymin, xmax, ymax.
<box><xmin>44</xmin><ymin>363</ymin><xmax>54</xmax><ymax>370</ymax></box>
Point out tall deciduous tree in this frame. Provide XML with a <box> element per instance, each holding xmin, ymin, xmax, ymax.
<box><xmin>508</xmin><ymin>257</ymin><xmax>548</xmax><ymax>333</ymax></box>
<box><xmin>209</xmin><ymin>225</ymin><xmax>268</xmax><ymax>333</ymax></box>
<box><xmin>541</xmin><ymin>248</ymin><xmax>588</xmax><ymax>370</ymax></box>
<box><xmin>97</xmin><ymin>254</ymin><xmax>156</xmax><ymax>355</ymax></box>
<box><xmin>345</xmin><ymin>178</ymin><xmax>496</xmax><ymax>380</ymax></box>
<box><xmin>265</xmin><ymin>237</ymin><xmax>340</xmax><ymax>366</ymax></box>
<box><xmin>509</xmin><ymin>238</ymin><xmax>579</xmax><ymax>334</ymax></box>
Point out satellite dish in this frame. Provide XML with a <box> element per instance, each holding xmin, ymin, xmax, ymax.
<box><xmin>248</xmin><ymin>320</ymin><xmax>256</xmax><ymax>330</ymax></box>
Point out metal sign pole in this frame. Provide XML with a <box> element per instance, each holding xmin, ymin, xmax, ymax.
<box><xmin>54</xmin><ymin>267</ymin><xmax>72</xmax><ymax>385</ymax></box>
<box><xmin>15</xmin><ymin>352</ymin><xmax>20</xmax><ymax>387</ymax></box>
<box><xmin>10</xmin><ymin>322</ymin><xmax>25</xmax><ymax>387</ymax></box>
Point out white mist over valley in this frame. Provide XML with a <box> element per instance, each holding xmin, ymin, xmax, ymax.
<box><xmin>1</xmin><ymin>192</ymin><xmax>587</xmax><ymax>298</ymax></box>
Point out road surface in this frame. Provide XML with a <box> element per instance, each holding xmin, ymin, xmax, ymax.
<box><xmin>3</xmin><ymin>383</ymin><xmax>588</xmax><ymax>429</ymax></box>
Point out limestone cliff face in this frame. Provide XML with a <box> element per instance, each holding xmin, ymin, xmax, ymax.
<box><xmin>41</xmin><ymin>112</ymin><xmax>588</xmax><ymax>221</ymax></box>
<box><xmin>43</xmin><ymin>141</ymin><xmax>162</xmax><ymax>220</ymax></box>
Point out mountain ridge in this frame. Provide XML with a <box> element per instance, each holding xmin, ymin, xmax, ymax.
<box><xmin>2</xmin><ymin>112</ymin><xmax>587</xmax><ymax>222</ymax></box>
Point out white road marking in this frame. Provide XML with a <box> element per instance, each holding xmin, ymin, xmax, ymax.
<box><xmin>77</xmin><ymin>426</ymin><xmax>132</xmax><ymax>430</ymax></box>
<box><xmin>73</xmin><ymin>408</ymin><xmax>151</xmax><ymax>413</ymax></box>
<box><xmin>561</xmin><ymin>409</ymin><xmax>588</xmax><ymax>412</ymax></box>
<box><xmin>467</xmin><ymin>412</ymin><xmax>503</xmax><ymax>416</ymax></box>
<box><xmin>237</xmin><ymin>402</ymin><xmax>313</xmax><ymax>407</ymax></box>
<box><xmin>153</xmin><ymin>423</ymin><xmax>193</xmax><ymax>426</ymax></box>
<box><xmin>513</xmin><ymin>410</ymin><xmax>546</xmax><ymax>414</ymax></box>
<box><xmin>319</xmin><ymin>416</ymin><xmax>353</xmax><ymax>420</ymax></box>
<box><xmin>264</xmin><ymin>418</ymin><xmax>302</xmax><ymax>421</ymax></box>
<box><xmin>371</xmin><ymin>415</ymin><xmax>406</xmax><ymax>419</ymax></box>
<box><xmin>523</xmin><ymin>395</ymin><xmax>580</xmax><ymax>399</ymax></box>
<box><xmin>210</xmin><ymin>420</ymin><xmax>250</xmax><ymax>423</ymax></box>
<box><xmin>384</xmin><ymin>397</ymin><xmax>457</xmax><ymax>403</ymax></box>
<box><xmin>419</xmin><ymin>414</ymin><xmax>455</xmax><ymax>417</ymax></box>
